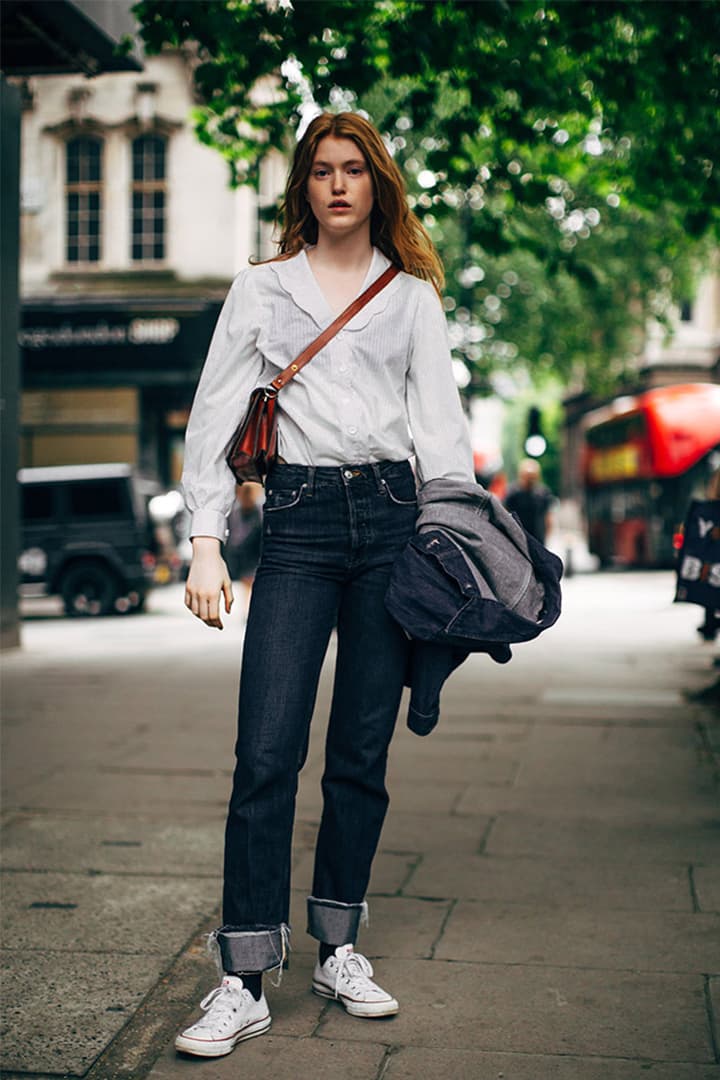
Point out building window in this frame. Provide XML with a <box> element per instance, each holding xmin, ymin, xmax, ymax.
<box><xmin>680</xmin><ymin>299</ymin><xmax>693</xmax><ymax>322</ymax></box>
<box><xmin>131</xmin><ymin>134</ymin><xmax>166</xmax><ymax>261</ymax></box>
<box><xmin>66</xmin><ymin>136</ymin><xmax>103</xmax><ymax>263</ymax></box>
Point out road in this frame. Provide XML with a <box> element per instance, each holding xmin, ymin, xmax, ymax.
<box><xmin>1</xmin><ymin>571</ymin><xmax>719</xmax><ymax>1080</ymax></box>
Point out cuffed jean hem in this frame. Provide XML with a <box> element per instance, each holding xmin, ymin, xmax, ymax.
<box><xmin>212</xmin><ymin>924</ymin><xmax>290</xmax><ymax>974</ymax></box>
<box><xmin>306</xmin><ymin>897</ymin><xmax>369</xmax><ymax>945</ymax></box>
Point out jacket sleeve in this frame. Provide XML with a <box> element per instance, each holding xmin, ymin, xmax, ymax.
<box><xmin>181</xmin><ymin>269</ymin><xmax>265</xmax><ymax>540</ymax></box>
<box><xmin>405</xmin><ymin>280</ymin><xmax>475</xmax><ymax>485</ymax></box>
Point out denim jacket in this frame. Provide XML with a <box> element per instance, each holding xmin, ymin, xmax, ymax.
<box><xmin>385</xmin><ymin>478</ymin><xmax>563</xmax><ymax>735</ymax></box>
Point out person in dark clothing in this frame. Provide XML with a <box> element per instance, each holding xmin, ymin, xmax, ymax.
<box><xmin>688</xmin><ymin>466</ymin><xmax>720</xmax><ymax>642</ymax></box>
<box><xmin>504</xmin><ymin>458</ymin><xmax>554</xmax><ymax>544</ymax></box>
<box><xmin>224</xmin><ymin>483</ymin><xmax>263</xmax><ymax>582</ymax></box>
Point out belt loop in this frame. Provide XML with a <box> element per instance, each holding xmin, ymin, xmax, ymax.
<box><xmin>306</xmin><ymin>466</ymin><xmax>316</xmax><ymax>495</ymax></box>
<box><xmin>370</xmin><ymin>462</ymin><xmax>384</xmax><ymax>493</ymax></box>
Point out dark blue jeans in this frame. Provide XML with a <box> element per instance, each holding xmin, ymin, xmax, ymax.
<box><xmin>215</xmin><ymin>460</ymin><xmax>417</xmax><ymax>974</ymax></box>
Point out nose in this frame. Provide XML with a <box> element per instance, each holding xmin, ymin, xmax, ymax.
<box><xmin>331</xmin><ymin>170</ymin><xmax>346</xmax><ymax>193</ymax></box>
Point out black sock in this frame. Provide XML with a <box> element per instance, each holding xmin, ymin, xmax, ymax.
<box><xmin>319</xmin><ymin>942</ymin><xmax>340</xmax><ymax>965</ymax></box>
<box><xmin>231</xmin><ymin>971</ymin><xmax>263</xmax><ymax>1000</ymax></box>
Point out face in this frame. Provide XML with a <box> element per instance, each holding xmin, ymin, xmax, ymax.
<box><xmin>519</xmin><ymin>461</ymin><xmax>541</xmax><ymax>488</ymax></box>
<box><xmin>305</xmin><ymin>136</ymin><xmax>374</xmax><ymax>241</ymax></box>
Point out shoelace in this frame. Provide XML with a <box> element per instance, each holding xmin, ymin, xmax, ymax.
<box><xmin>332</xmin><ymin>950</ymin><xmax>375</xmax><ymax>998</ymax></box>
<box><xmin>195</xmin><ymin>980</ymin><xmax>241</xmax><ymax>1028</ymax></box>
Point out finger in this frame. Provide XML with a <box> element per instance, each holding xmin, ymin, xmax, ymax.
<box><xmin>206</xmin><ymin>592</ymin><xmax>222</xmax><ymax>627</ymax></box>
<box><xmin>222</xmin><ymin>579</ymin><xmax>234</xmax><ymax>613</ymax></box>
<box><xmin>204</xmin><ymin>606</ymin><xmax>223</xmax><ymax>630</ymax></box>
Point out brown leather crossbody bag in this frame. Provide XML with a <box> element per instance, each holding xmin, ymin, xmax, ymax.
<box><xmin>225</xmin><ymin>264</ymin><xmax>400</xmax><ymax>483</ymax></box>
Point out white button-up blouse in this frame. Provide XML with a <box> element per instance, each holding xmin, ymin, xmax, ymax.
<box><xmin>181</xmin><ymin>246</ymin><xmax>474</xmax><ymax>539</ymax></box>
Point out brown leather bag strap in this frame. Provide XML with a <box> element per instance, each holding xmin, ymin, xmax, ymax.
<box><xmin>269</xmin><ymin>264</ymin><xmax>400</xmax><ymax>394</ymax></box>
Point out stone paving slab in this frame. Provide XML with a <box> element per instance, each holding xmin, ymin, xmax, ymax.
<box><xmin>710</xmin><ymin>975</ymin><xmax>720</xmax><ymax>1054</ymax></box>
<box><xmin>1</xmin><ymin>871</ymin><xmax>219</xmax><ymax>954</ymax></box>
<box><xmin>541</xmin><ymin>688</ymin><xmax>685</xmax><ymax>708</ymax></box>
<box><xmin>435</xmin><ymin>901</ymin><xmax>720</xmax><ymax>973</ymax></box>
<box><xmin>365</xmin><ymin>778</ymin><xmax>468</xmax><ymax>815</ymax></box>
<box><xmin>386</xmin><ymin>745</ymin><xmax>521</xmax><ymax>786</ymax></box>
<box><xmin>404</xmin><ymin>852</ymin><xmax>693</xmax><ymax>910</ymax></box>
<box><xmin>292</xmin><ymin>848</ymin><xmax>417</xmax><ymax>897</ymax></box>
<box><xmin>402</xmin><ymin>719</ymin><xmax>533</xmax><ymax>743</ymax></box>
<box><xmin>394</xmin><ymin>722</ymin><xmax>528</xmax><ymax>745</ymax></box>
<box><xmin>523</xmin><ymin>707</ymin><xmax>703</xmax><ymax>728</ymax></box>
<box><xmin>455</xmin><ymin>781</ymin><xmax>718</xmax><ymax>823</ymax></box>
<box><xmin>0</xmin><ymin>949</ymin><xmax>168</xmax><ymax>1076</ymax></box>
<box><xmin>0</xmin><ymin>815</ymin><xmax>224</xmax><ymax>876</ymax></box>
<box><xmin>371</xmin><ymin>810</ymin><xmax>492</xmax><ymax>854</ymax></box>
<box><xmin>518</xmin><ymin>721</ymin><xmax>703</xmax><ymax>758</ymax></box>
<box><xmin>149</xmin><ymin>1034</ymin><xmax>387</xmax><ymax>1080</ymax></box>
<box><xmin>485</xmin><ymin>812</ymin><xmax>720</xmax><ymax>863</ymax></box>
<box><xmin>316</xmin><ymin>958</ymin><xmax>713</xmax><ymax>1062</ymax></box>
<box><xmin>696</xmin><ymin>866</ymin><xmax>720</xmax><ymax>912</ymax></box>
<box><xmin>10</xmin><ymin>766</ymin><xmax>233</xmax><ymax>814</ymax></box>
<box><xmin>103</xmin><ymin>737</ymin><xmax>241</xmax><ymax>775</ymax></box>
<box><xmin>383</xmin><ymin>1046</ymin><xmax>720</xmax><ymax>1080</ymax></box>
<box><xmin>514</xmin><ymin>744</ymin><xmax>706</xmax><ymax>794</ymax></box>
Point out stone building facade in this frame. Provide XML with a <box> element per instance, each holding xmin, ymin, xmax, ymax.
<box><xmin>18</xmin><ymin>48</ymin><xmax>285</xmax><ymax>484</ymax></box>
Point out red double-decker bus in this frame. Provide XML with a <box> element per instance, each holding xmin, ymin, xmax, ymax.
<box><xmin>582</xmin><ymin>383</ymin><xmax>720</xmax><ymax>567</ymax></box>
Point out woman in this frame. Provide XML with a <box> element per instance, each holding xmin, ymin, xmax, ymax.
<box><xmin>177</xmin><ymin>111</ymin><xmax>473</xmax><ymax>1058</ymax></box>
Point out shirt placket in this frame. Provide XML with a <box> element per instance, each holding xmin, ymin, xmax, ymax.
<box><xmin>333</xmin><ymin>332</ymin><xmax>365</xmax><ymax>461</ymax></box>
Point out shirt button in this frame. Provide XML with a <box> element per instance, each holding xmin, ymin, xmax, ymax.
<box><xmin>348</xmin><ymin>426</ymin><xmax>358</xmax><ymax>435</ymax></box>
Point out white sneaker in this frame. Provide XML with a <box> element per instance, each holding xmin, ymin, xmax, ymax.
<box><xmin>312</xmin><ymin>944</ymin><xmax>399</xmax><ymax>1018</ymax></box>
<box><xmin>175</xmin><ymin>975</ymin><xmax>271</xmax><ymax>1057</ymax></box>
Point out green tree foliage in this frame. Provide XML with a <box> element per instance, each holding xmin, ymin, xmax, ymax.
<box><xmin>134</xmin><ymin>0</ymin><xmax>719</xmax><ymax>390</ymax></box>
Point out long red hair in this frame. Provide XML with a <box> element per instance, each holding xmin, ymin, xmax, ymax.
<box><xmin>268</xmin><ymin>112</ymin><xmax>444</xmax><ymax>292</ymax></box>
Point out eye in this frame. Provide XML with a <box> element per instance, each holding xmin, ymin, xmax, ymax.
<box><xmin>349</xmin><ymin>167</ymin><xmax>365</xmax><ymax>176</ymax></box>
<box><xmin>313</xmin><ymin>168</ymin><xmax>329</xmax><ymax>178</ymax></box>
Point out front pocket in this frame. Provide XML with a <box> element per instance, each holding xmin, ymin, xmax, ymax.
<box><xmin>380</xmin><ymin>477</ymin><xmax>417</xmax><ymax>506</ymax></box>
<box><xmin>263</xmin><ymin>483</ymin><xmax>308</xmax><ymax>512</ymax></box>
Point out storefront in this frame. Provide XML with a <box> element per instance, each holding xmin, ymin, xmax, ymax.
<box><xmin>19</xmin><ymin>296</ymin><xmax>222</xmax><ymax>484</ymax></box>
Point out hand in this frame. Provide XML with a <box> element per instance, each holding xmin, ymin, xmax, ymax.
<box><xmin>184</xmin><ymin>537</ymin><xmax>234</xmax><ymax>629</ymax></box>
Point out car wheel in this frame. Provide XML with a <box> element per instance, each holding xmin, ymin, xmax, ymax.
<box><xmin>60</xmin><ymin>561</ymin><xmax>118</xmax><ymax>617</ymax></box>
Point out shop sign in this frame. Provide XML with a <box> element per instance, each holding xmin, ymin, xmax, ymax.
<box><xmin>19</xmin><ymin>317</ymin><xmax>180</xmax><ymax>350</ymax></box>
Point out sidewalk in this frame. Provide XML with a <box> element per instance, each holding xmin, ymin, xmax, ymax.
<box><xmin>1</xmin><ymin>572</ymin><xmax>719</xmax><ymax>1079</ymax></box>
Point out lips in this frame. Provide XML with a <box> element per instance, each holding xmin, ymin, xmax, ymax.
<box><xmin>329</xmin><ymin>201</ymin><xmax>350</xmax><ymax>208</ymax></box>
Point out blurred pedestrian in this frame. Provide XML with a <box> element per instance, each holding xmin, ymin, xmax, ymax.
<box><xmin>676</xmin><ymin>466</ymin><xmax>720</xmax><ymax>642</ymax></box>
<box><xmin>178</xmin><ymin>111</ymin><xmax>474</xmax><ymax>1057</ymax></box>
<box><xmin>224</xmin><ymin>482</ymin><xmax>263</xmax><ymax>614</ymax></box>
<box><xmin>504</xmin><ymin>458</ymin><xmax>554</xmax><ymax>544</ymax></box>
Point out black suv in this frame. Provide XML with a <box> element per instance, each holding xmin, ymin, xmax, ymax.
<box><xmin>18</xmin><ymin>463</ymin><xmax>161</xmax><ymax>616</ymax></box>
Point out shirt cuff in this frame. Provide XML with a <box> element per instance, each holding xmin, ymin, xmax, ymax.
<box><xmin>189</xmin><ymin>509</ymin><xmax>229</xmax><ymax>542</ymax></box>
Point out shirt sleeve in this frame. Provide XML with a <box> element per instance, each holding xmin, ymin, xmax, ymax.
<box><xmin>405</xmin><ymin>280</ymin><xmax>475</xmax><ymax>485</ymax></box>
<box><xmin>181</xmin><ymin>269</ymin><xmax>265</xmax><ymax>540</ymax></box>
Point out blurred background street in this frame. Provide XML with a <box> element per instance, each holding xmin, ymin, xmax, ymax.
<box><xmin>2</xmin><ymin>570</ymin><xmax>719</xmax><ymax>1079</ymax></box>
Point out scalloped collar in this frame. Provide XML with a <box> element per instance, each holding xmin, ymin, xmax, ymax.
<box><xmin>269</xmin><ymin>246</ymin><xmax>401</xmax><ymax>331</ymax></box>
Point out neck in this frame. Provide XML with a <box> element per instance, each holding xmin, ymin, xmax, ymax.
<box><xmin>309</xmin><ymin>228</ymin><xmax>373</xmax><ymax>272</ymax></box>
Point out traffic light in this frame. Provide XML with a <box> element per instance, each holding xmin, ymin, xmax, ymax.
<box><xmin>524</xmin><ymin>406</ymin><xmax>547</xmax><ymax>458</ymax></box>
